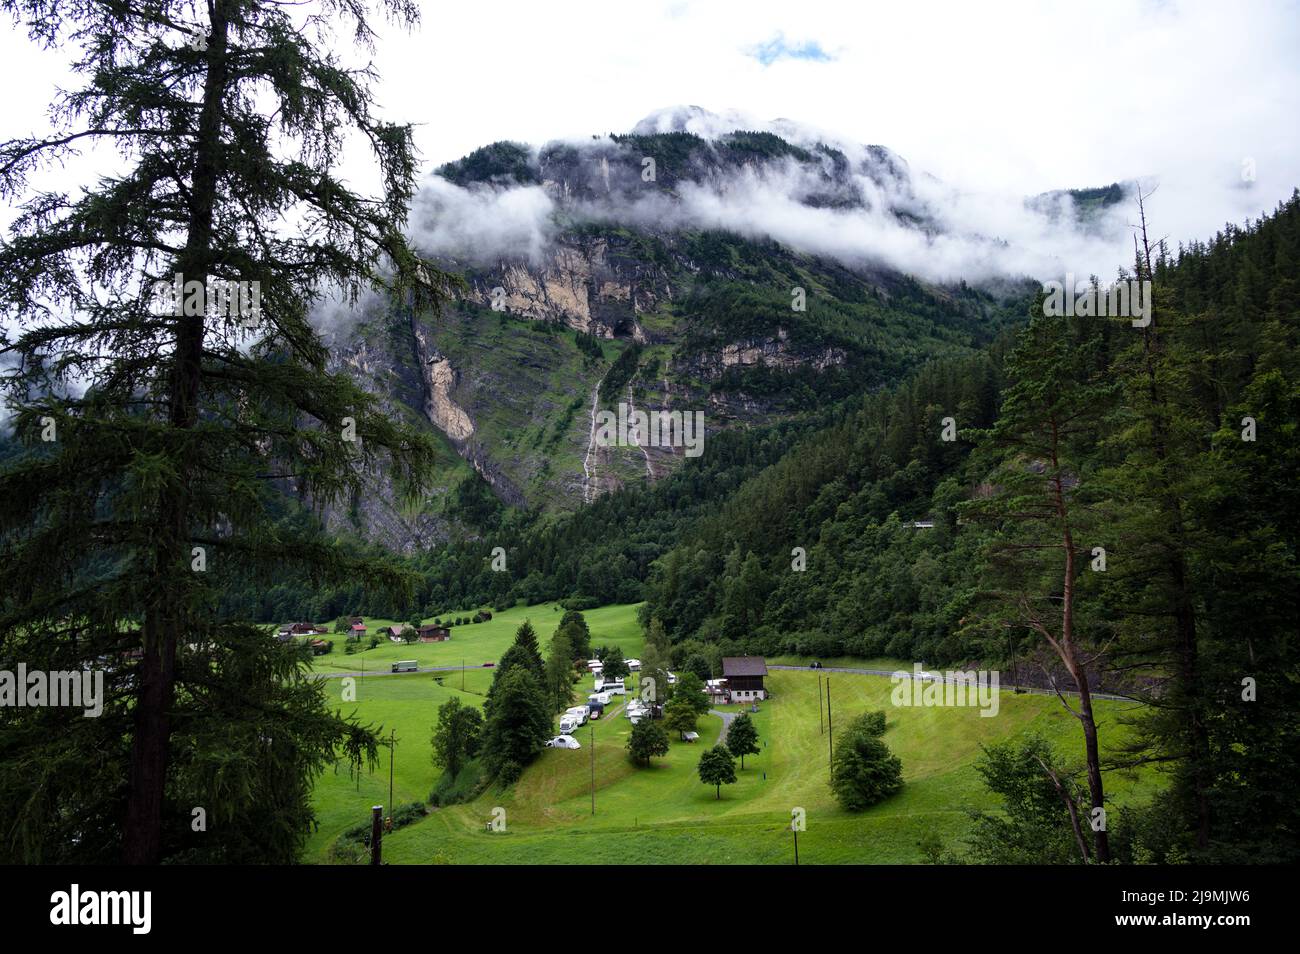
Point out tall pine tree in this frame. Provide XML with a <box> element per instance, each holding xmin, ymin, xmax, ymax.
<box><xmin>0</xmin><ymin>0</ymin><xmax>448</xmax><ymax>862</ymax></box>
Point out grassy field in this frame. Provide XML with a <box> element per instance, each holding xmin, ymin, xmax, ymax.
<box><xmin>304</xmin><ymin>600</ymin><xmax>644</xmax><ymax>675</ymax></box>
<box><xmin>307</xmin><ymin>601</ymin><xmax>1157</xmax><ymax>864</ymax></box>
<box><xmin>305</xmin><ymin>601</ymin><xmax>643</xmax><ymax>860</ymax></box>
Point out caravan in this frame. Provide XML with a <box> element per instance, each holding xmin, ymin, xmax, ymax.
<box><xmin>558</xmin><ymin>714</ymin><xmax>581</xmax><ymax>735</ymax></box>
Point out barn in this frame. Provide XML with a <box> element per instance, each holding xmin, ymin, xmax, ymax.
<box><xmin>721</xmin><ymin>656</ymin><xmax>768</xmax><ymax>702</ymax></box>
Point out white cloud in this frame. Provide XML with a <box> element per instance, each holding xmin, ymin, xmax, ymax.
<box><xmin>408</xmin><ymin>176</ymin><xmax>556</xmax><ymax>266</ymax></box>
<box><xmin>3</xmin><ymin>0</ymin><xmax>1298</xmax><ymax>285</ymax></box>
<box><xmin>364</xmin><ymin>0</ymin><xmax>1299</xmax><ymax>275</ymax></box>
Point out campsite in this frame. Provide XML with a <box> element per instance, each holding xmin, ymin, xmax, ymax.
<box><xmin>305</xmin><ymin>601</ymin><xmax>1155</xmax><ymax>865</ymax></box>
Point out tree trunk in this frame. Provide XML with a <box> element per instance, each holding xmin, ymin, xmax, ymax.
<box><xmin>1051</xmin><ymin>419</ymin><xmax>1110</xmax><ymax>863</ymax></box>
<box><xmin>123</xmin><ymin>1</ymin><xmax>230</xmax><ymax>864</ymax></box>
<box><xmin>1075</xmin><ymin>677</ymin><xmax>1110</xmax><ymax>861</ymax></box>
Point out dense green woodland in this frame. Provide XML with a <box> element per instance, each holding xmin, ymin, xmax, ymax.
<box><xmin>206</xmin><ymin>193</ymin><xmax>1300</xmax><ymax>863</ymax></box>
<box><xmin>4</xmin><ymin>0</ymin><xmax>1292</xmax><ymax>868</ymax></box>
<box><xmin>224</xmin><ymin>198</ymin><xmax>1295</xmax><ymax>651</ymax></box>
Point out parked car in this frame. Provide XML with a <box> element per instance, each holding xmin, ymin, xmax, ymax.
<box><xmin>482</xmin><ymin>662</ymin><xmax>495</xmax><ymax>668</ymax></box>
<box><xmin>545</xmin><ymin>735</ymin><xmax>581</xmax><ymax>749</ymax></box>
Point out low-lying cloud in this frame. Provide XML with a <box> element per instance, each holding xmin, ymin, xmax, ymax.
<box><xmin>408</xmin><ymin>177</ymin><xmax>556</xmax><ymax>267</ymax></box>
<box><xmin>402</xmin><ymin>112</ymin><xmax>1176</xmax><ymax>288</ymax></box>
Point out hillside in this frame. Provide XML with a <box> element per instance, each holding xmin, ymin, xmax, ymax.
<box><xmin>315</xmin><ymin>110</ymin><xmax>1116</xmax><ymax>550</ymax></box>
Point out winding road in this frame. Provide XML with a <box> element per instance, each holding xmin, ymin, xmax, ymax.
<box><xmin>709</xmin><ymin>708</ymin><xmax>736</xmax><ymax>745</ymax></box>
<box><xmin>769</xmin><ymin>664</ymin><xmax>1134</xmax><ymax>703</ymax></box>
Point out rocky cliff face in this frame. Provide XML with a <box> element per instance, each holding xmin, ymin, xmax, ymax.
<box><xmin>320</xmin><ymin>116</ymin><xmax>1033</xmax><ymax>550</ymax></box>
<box><xmin>458</xmin><ymin>234</ymin><xmax>667</xmax><ymax>341</ymax></box>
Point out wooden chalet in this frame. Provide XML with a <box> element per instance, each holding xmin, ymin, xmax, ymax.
<box><xmin>720</xmin><ymin>656</ymin><xmax>768</xmax><ymax>701</ymax></box>
<box><xmin>418</xmin><ymin>624</ymin><xmax>451</xmax><ymax>643</ymax></box>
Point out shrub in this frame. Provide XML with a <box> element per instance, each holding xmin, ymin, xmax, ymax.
<box><xmin>497</xmin><ymin>759</ymin><xmax>523</xmax><ymax>786</ymax></box>
<box><xmin>830</xmin><ymin>712</ymin><xmax>903</xmax><ymax>811</ymax></box>
<box><xmin>429</xmin><ymin>759</ymin><xmax>490</xmax><ymax>807</ymax></box>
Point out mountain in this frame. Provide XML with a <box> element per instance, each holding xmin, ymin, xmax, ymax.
<box><xmin>318</xmin><ymin>109</ymin><xmax>1126</xmax><ymax>551</ymax></box>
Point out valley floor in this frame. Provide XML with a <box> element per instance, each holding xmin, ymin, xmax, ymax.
<box><xmin>306</xmin><ymin>602</ymin><xmax>1157</xmax><ymax>864</ymax></box>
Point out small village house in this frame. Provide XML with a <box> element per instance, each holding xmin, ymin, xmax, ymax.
<box><xmin>721</xmin><ymin>656</ymin><xmax>768</xmax><ymax>702</ymax></box>
<box><xmin>418</xmin><ymin>624</ymin><xmax>451</xmax><ymax>643</ymax></box>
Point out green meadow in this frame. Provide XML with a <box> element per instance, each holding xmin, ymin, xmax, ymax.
<box><xmin>304</xmin><ymin>601</ymin><xmax>643</xmax><ymax>675</ymax></box>
<box><xmin>308</xmin><ymin>601</ymin><xmax>1156</xmax><ymax>864</ymax></box>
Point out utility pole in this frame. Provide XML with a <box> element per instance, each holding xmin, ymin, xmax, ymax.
<box><xmin>461</xmin><ymin>658</ymin><xmax>465</xmax><ymax>692</ymax></box>
<box><xmin>827</xmin><ymin>678</ymin><xmax>833</xmax><ymax>770</ymax></box>
<box><xmin>590</xmin><ymin>723</ymin><xmax>596</xmax><ymax>815</ymax></box>
<box><xmin>818</xmin><ymin>674</ymin><xmax>824</xmax><ymax>734</ymax></box>
<box><xmin>792</xmin><ymin>822</ymin><xmax>799</xmax><ymax>866</ymax></box>
<box><xmin>388</xmin><ymin>730</ymin><xmax>395</xmax><ymax>819</ymax></box>
<box><xmin>369</xmin><ymin>805</ymin><xmax>383</xmax><ymax>865</ymax></box>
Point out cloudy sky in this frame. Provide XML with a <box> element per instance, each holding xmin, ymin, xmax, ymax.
<box><xmin>376</xmin><ymin>0</ymin><xmax>1300</xmax><ymax>212</ymax></box>
<box><xmin>2</xmin><ymin>0</ymin><xmax>1299</xmax><ymax>277</ymax></box>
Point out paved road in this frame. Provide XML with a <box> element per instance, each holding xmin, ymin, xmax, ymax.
<box><xmin>709</xmin><ymin>708</ymin><xmax>736</xmax><ymax>745</ymax></box>
<box><xmin>769</xmin><ymin>665</ymin><xmax>1134</xmax><ymax>703</ymax></box>
<box><xmin>311</xmin><ymin>664</ymin><xmax>483</xmax><ymax>680</ymax></box>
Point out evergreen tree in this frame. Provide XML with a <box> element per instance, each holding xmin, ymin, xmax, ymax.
<box><xmin>557</xmin><ymin>609</ymin><xmax>592</xmax><ymax>660</ymax></box>
<box><xmin>1100</xmin><ymin>195</ymin><xmax>1300</xmax><ymax>862</ymax></box>
<box><xmin>0</xmin><ymin>0</ymin><xmax>445</xmax><ymax>863</ymax></box>
<box><xmin>480</xmin><ymin>667</ymin><xmax>551</xmax><ymax>780</ymax></box>
<box><xmin>829</xmin><ymin>713</ymin><xmax>903</xmax><ymax>811</ymax></box>
<box><xmin>962</xmin><ymin>309</ymin><xmax>1116</xmax><ymax>861</ymax></box>
<box><xmin>543</xmin><ymin>632</ymin><xmax>576</xmax><ymax>713</ymax></box>
<box><xmin>485</xmin><ymin>620</ymin><xmax>545</xmax><ymax>713</ymax></box>
<box><xmin>644</xmin><ymin>617</ymin><xmax>671</xmax><ymax>656</ymax></box>
<box><xmin>600</xmin><ymin>645</ymin><xmax>630</xmax><ymax>680</ymax></box>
